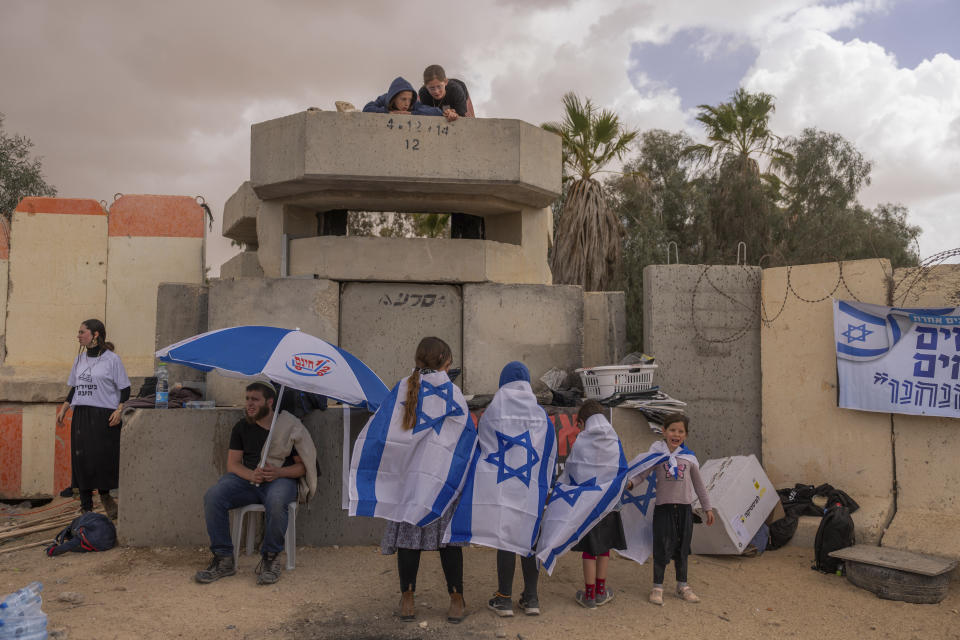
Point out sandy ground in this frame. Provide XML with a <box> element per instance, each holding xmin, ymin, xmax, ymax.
<box><xmin>1</xmin><ymin>503</ymin><xmax>959</xmax><ymax>640</ymax></box>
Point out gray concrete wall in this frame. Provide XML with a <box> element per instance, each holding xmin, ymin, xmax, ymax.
<box><xmin>462</xmin><ymin>283</ymin><xmax>583</xmax><ymax>395</ymax></box>
<box><xmin>219</xmin><ymin>251</ymin><xmax>265</xmax><ymax>279</ymax></box>
<box><xmin>119</xmin><ymin>408</ymin><xmax>243</xmax><ymax>546</ymax></box>
<box><xmin>583</xmin><ymin>291</ymin><xmax>627</xmax><ymax>367</ymax></box>
<box><xmin>206</xmin><ymin>278</ymin><xmax>338</xmax><ymax>405</ymax></box>
<box><xmin>155</xmin><ymin>283</ymin><xmax>209</xmax><ymax>384</ymax></box>
<box><xmin>221</xmin><ymin>181</ymin><xmax>259</xmax><ymax>247</ymax></box>
<box><xmin>118</xmin><ymin>407</ymin><xmax>383</xmax><ymax>547</ymax></box>
<box><xmin>339</xmin><ymin>282</ymin><xmax>462</xmax><ymax>388</ymax></box>
<box><xmin>250</xmin><ymin>111</ymin><xmax>560</xmax><ymax>213</ymax></box>
<box><xmin>642</xmin><ymin>265</ymin><xmax>762</xmax><ymax>462</ymax></box>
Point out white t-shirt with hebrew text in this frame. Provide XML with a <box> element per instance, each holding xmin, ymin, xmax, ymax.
<box><xmin>67</xmin><ymin>349</ymin><xmax>131</xmax><ymax>410</ymax></box>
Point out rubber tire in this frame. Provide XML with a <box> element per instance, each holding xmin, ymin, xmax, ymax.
<box><xmin>845</xmin><ymin>560</ymin><xmax>951</xmax><ymax>604</ymax></box>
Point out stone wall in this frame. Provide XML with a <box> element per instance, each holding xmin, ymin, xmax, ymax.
<box><xmin>761</xmin><ymin>259</ymin><xmax>894</xmax><ymax>543</ymax></box>
<box><xmin>643</xmin><ymin>265</ymin><xmax>762</xmax><ymax>462</ymax></box>
<box><xmin>882</xmin><ymin>264</ymin><xmax>960</xmax><ymax>559</ymax></box>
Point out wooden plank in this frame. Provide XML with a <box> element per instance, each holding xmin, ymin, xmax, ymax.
<box><xmin>829</xmin><ymin>544</ymin><xmax>958</xmax><ymax>576</ymax></box>
<box><xmin>0</xmin><ymin>539</ymin><xmax>55</xmax><ymax>555</ymax></box>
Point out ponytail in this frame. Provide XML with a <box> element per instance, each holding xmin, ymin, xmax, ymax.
<box><xmin>402</xmin><ymin>369</ymin><xmax>421</xmax><ymax>431</ymax></box>
<box><xmin>81</xmin><ymin>319</ymin><xmax>115</xmax><ymax>355</ymax></box>
<box><xmin>401</xmin><ymin>337</ymin><xmax>453</xmax><ymax>431</ymax></box>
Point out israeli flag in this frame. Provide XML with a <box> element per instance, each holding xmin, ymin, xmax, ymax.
<box><xmin>834</xmin><ymin>300</ymin><xmax>903</xmax><ymax>362</ymax></box>
<box><xmin>536</xmin><ymin>414</ymin><xmax>627</xmax><ymax>574</ymax></box>
<box><xmin>444</xmin><ymin>362</ymin><xmax>558</xmax><ymax>555</ymax></box>
<box><xmin>348</xmin><ymin>371</ymin><xmax>477</xmax><ymax>526</ymax></box>
<box><xmin>617</xmin><ymin>441</ymin><xmax>698</xmax><ymax>564</ymax></box>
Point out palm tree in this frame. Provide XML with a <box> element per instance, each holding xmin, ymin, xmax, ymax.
<box><xmin>542</xmin><ymin>93</ymin><xmax>638</xmax><ymax>291</ymax></box>
<box><xmin>684</xmin><ymin>89</ymin><xmax>789</xmax><ymax>261</ymax></box>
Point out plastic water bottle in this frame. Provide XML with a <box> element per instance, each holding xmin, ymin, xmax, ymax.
<box><xmin>0</xmin><ymin>582</ymin><xmax>42</xmax><ymax>616</ymax></box>
<box><xmin>0</xmin><ymin>612</ymin><xmax>47</xmax><ymax>637</ymax></box>
<box><xmin>155</xmin><ymin>362</ymin><xmax>169</xmax><ymax>409</ymax></box>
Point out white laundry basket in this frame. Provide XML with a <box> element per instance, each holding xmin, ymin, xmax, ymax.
<box><xmin>576</xmin><ymin>364</ymin><xmax>658</xmax><ymax>400</ymax></box>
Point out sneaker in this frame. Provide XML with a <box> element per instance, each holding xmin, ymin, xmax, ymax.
<box><xmin>255</xmin><ymin>552</ymin><xmax>282</xmax><ymax>585</ymax></box>
<box><xmin>649</xmin><ymin>587</ymin><xmax>664</xmax><ymax>606</ymax></box>
<box><xmin>518</xmin><ymin>596</ymin><xmax>540</xmax><ymax>616</ymax></box>
<box><xmin>194</xmin><ymin>554</ymin><xmax>236</xmax><ymax>584</ymax></box>
<box><xmin>595</xmin><ymin>588</ymin><xmax>615</xmax><ymax>607</ymax></box>
<box><xmin>676</xmin><ymin>585</ymin><xmax>700</xmax><ymax>603</ymax></box>
<box><xmin>487</xmin><ymin>594</ymin><xmax>514</xmax><ymax>617</ymax></box>
<box><xmin>575</xmin><ymin>590</ymin><xmax>596</xmax><ymax>609</ymax></box>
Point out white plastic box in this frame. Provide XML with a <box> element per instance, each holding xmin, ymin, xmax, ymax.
<box><xmin>691</xmin><ymin>454</ymin><xmax>778</xmax><ymax>555</ymax></box>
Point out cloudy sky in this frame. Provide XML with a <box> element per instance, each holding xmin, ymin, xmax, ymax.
<box><xmin>2</xmin><ymin>0</ymin><xmax>957</xmax><ymax>273</ymax></box>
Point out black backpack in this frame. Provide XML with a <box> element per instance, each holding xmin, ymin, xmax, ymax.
<box><xmin>813</xmin><ymin>502</ymin><xmax>855</xmax><ymax>573</ymax></box>
<box><xmin>46</xmin><ymin>512</ymin><xmax>117</xmax><ymax>556</ymax></box>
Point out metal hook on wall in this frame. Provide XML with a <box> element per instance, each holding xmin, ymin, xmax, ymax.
<box><xmin>737</xmin><ymin>241</ymin><xmax>747</xmax><ymax>266</ymax></box>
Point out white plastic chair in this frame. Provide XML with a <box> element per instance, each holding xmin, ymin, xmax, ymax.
<box><xmin>229</xmin><ymin>502</ymin><xmax>297</xmax><ymax>571</ymax></box>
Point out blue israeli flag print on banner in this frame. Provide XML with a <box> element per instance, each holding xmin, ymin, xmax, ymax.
<box><xmin>834</xmin><ymin>300</ymin><xmax>960</xmax><ymax>418</ymax></box>
<box><xmin>536</xmin><ymin>413</ymin><xmax>627</xmax><ymax>575</ymax></box>
<box><xmin>348</xmin><ymin>371</ymin><xmax>477</xmax><ymax>526</ymax></box>
<box><xmin>444</xmin><ymin>370</ymin><xmax>557</xmax><ymax>556</ymax></box>
<box><xmin>616</xmin><ymin>441</ymin><xmax>698</xmax><ymax>565</ymax></box>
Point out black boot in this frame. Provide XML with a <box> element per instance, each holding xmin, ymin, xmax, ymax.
<box><xmin>256</xmin><ymin>552</ymin><xmax>282</xmax><ymax>585</ymax></box>
<box><xmin>194</xmin><ymin>554</ymin><xmax>236</xmax><ymax>584</ymax></box>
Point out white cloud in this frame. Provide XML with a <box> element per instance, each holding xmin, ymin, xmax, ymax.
<box><xmin>0</xmin><ymin>0</ymin><xmax>956</xmax><ymax>271</ymax></box>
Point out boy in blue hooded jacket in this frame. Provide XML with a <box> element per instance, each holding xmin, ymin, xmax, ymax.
<box><xmin>363</xmin><ymin>77</ymin><xmax>443</xmax><ymax>116</ymax></box>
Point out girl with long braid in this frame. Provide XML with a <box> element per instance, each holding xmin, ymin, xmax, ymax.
<box><xmin>349</xmin><ymin>337</ymin><xmax>477</xmax><ymax>625</ymax></box>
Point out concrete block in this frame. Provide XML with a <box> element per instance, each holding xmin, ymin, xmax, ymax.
<box><xmin>106</xmin><ymin>195</ymin><xmax>205</xmax><ymax>377</ymax></box>
<box><xmin>155</xmin><ymin>283</ymin><xmax>209</xmax><ymax>384</ymax></box>
<box><xmin>583</xmin><ymin>291</ymin><xmax>627</xmax><ymax>368</ymax></box>
<box><xmin>119</xmin><ymin>408</ymin><xmax>244</xmax><ymax>546</ymax></box>
<box><xmin>884</xmin><ymin>263</ymin><xmax>960</xmax><ymax>561</ymax></box>
<box><xmin>610</xmin><ymin>406</ymin><xmax>667</xmax><ymax>462</ymax></box>
<box><xmin>5</xmin><ymin>198</ymin><xmax>107</xmax><ymax>368</ymax></box>
<box><xmin>462</xmin><ymin>283</ymin><xmax>583</xmax><ymax>395</ymax></box>
<box><xmin>339</xmin><ymin>283</ymin><xmax>462</xmax><ymax>388</ymax></box>
<box><xmin>255</xmin><ymin>201</ymin><xmax>315</xmax><ymax>277</ymax></box>
<box><xmin>643</xmin><ymin>265</ymin><xmax>762</xmax><ymax>461</ymax></box>
<box><xmin>206</xmin><ymin>278</ymin><xmax>338</xmax><ymax>405</ymax></box>
<box><xmin>788</xmin><ymin>497</ymin><xmax>894</xmax><ymax>547</ymax></box>
<box><xmin>761</xmin><ymin>259</ymin><xmax>894</xmax><ymax>536</ymax></box>
<box><xmin>0</xmin><ymin>367</ymin><xmax>72</xmax><ymax>403</ymax></box>
<box><xmin>222</xmin><ymin>181</ymin><xmax>259</xmax><ymax>247</ymax></box>
<box><xmin>118</xmin><ymin>407</ymin><xmax>383</xmax><ymax>547</ymax></box>
<box><xmin>290</xmin><ymin>236</ymin><xmax>486</xmax><ymax>282</ymax></box>
<box><xmin>0</xmin><ymin>403</ymin><xmax>70</xmax><ymax>499</ymax></box>
<box><xmin>250</xmin><ymin>111</ymin><xmax>560</xmax><ymax>213</ymax></box>
<box><xmin>220</xmin><ymin>250</ymin><xmax>264</xmax><ymax>279</ymax></box>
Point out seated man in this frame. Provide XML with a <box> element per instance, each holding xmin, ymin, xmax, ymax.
<box><xmin>195</xmin><ymin>382</ymin><xmax>315</xmax><ymax>585</ymax></box>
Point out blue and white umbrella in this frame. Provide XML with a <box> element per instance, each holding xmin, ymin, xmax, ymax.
<box><xmin>156</xmin><ymin>325</ymin><xmax>388</xmax><ymax>412</ymax></box>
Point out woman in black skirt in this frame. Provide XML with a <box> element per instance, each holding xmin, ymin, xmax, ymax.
<box><xmin>56</xmin><ymin>319</ymin><xmax>130</xmax><ymax>519</ymax></box>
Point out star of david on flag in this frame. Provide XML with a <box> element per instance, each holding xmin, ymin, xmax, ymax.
<box><xmin>484</xmin><ymin>430</ymin><xmax>541</xmax><ymax>486</ymax></box>
<box><xmin>841</xmin><ymin>323</ymin><xmax>873</xmax><ymax>343</ymax></box>
<box><xmin>551</xmin><ymin>474</ymin><xmax>602</xmax><ymax>507</ymax></box>
<box><xmin>621</xmin><ymin>472</ymin><xmax>657</xmax><ymax>516</ymax></box>
<box><xmin>414</xmin><ymin>378</ymin><xmax>464</xmax><ymax>435</ymax></box>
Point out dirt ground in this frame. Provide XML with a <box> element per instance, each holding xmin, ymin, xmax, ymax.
<box><xmin>1</xmin><ymin>502</ymin><xmax>958</xmax><ymax>640</ymax></box>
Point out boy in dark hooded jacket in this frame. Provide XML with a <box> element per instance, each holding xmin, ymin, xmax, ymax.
<box><xmin>363</xmin><ymin>77</ymin><xmax>443</xmax><ymax>116</ymax></box>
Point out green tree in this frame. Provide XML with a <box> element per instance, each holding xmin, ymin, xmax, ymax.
<box><xmin>684</xmin><ymin>89</ymin><xmax>788</xmax><ymax>261</ymax></box>
<box><xmin>543</xmin><ymin>93</ymin><xmax>638</xmax><ymax>291</ymax></box>
<box><xmin>608</xmin><ymin>130</ymin><xmax>708</xmax><ymax>348</ymax></box>
<box><xmin>0</xmin><ymin>114</ymin><xmax>57</xmax><ymax>219</ymax></box>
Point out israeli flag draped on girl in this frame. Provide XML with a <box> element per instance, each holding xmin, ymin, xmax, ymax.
<box><xmin>349</xmin><ymin>369</ymin><xmax>477</xmax><ymax>526</ymax></box>
<box><xmin>535</xmin><ymin>413</ymin><xmax>627</xmax><ymax>574</ymax></box>
<box><xmin>444</xmin><ymin>362</ymin><xmax>557</xmax><ymax>555</ymax></box>
<box><xmin>617</xmin><ymin>441</ymin><xmax>698</xmax><ymax>564</ymax></box>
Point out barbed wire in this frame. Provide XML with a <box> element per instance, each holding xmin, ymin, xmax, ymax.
<box><xmin>687</xmin><ymin>247</ymin><xmax>960</xmax><ymax>345</ymax></box>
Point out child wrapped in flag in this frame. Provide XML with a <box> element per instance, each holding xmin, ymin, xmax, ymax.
<box><xmin>348</xmin><ymin>337</ymin><xmax>477</xmax><ymax>624</ymax></box>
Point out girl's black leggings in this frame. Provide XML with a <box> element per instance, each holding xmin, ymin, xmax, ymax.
<box><xmin>652</xmin><ymin>503</ymin><xmax>694</xmax><ymax>584</ymax></box>
<box><xmin>397</xmin><ymin>547</ymin><xmax>463</xmax><ymax>594</ymax></box>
